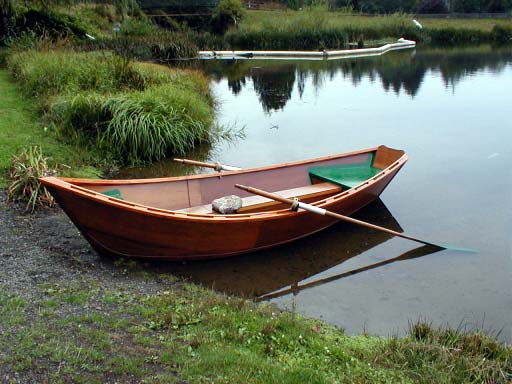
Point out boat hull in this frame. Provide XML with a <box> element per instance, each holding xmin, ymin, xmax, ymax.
<box><xmin>42</xmin><ymin>146</ymin><xmax>407</xmax><ymax>260</ymax></box>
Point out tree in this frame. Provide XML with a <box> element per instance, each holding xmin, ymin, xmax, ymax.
<box><xmin>0</xmin><ymin>0</ymin><xmax>15</xmax><ymax>38</ymax></box>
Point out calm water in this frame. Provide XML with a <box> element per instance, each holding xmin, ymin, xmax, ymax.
<box><xmin>121</xmin><ymin>45</ymin><xmax>512</xmax><ymax>341</ymax></box>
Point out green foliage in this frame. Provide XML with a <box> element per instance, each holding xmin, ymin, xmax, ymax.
<box><xmin>7</xmin><ymin>50</ymin><xmax>129</xmax><ymax>97</ymax></box>
<box><xmin>0</xmin><ymin>0</ymin><xmax>16</xmax><ymax>41</ymax></box>
<box><xmin>227</xmin><ymin>28</ymin><xmax>347</xmax><ymax>50</ymax></box>
<box><xmin>10</xmin><ymin>9</ymin><xmax>88</xmax><ymax>41</ymax></box>
<box><xmin>212</xmin><ymin>0</ymin><xmax>245</xmax><ymax>34</ymax></box>
<box><xmin>6</xmin><ymin>49</ymin><xmax>215</xmax><ymax>164</ymax></box>
<box><xmin>119</xmin><ymin>18</ymin><xmax>158</xmax><ymax>36</ymax></box>
<box><xmin>492</xmin><ymin>24</ymin><xmax>512</xmax><ymax>44</ymax></box>
<box><xmin>0</xmin><ymin>69</ymin><xmax>101</xmax><ymax>186</ymax></box>
<box><xmin>1</xmin><ymin>278</ymin><xmax>512</xmax><ymax>383</ymax></box>
<box><xmin>101</xmin><ymin>84</ymin><xmax>213</xmax><ymax>162</ymax></box>
<box><xmin>429</xmin><ymin>27</ymin><xmax>488</xmax><ymax>45</ymax></box>
<box><xmin>86</xmin><ymin>31</ymin><xmax>199</xmax><ymax>61</ymax></box>
<box><xmin>7</xmin><ymin>146</ymin><xmax>56</xmax><ymax>211</ymax></box>
<box><xmin>218</xmin><ymin>0</ymin><xmax>245</xmax><ymax>20</ymax></box>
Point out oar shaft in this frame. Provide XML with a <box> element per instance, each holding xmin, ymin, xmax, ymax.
<box><xmin>234</xmin><ymin>184</ymin><xmax>439</xmax><ymax>249</ymax></box>
<box><xmin>174</xmin><ymin>158</ymin><xmax>218</xmax><ymax>169</ymax></box>
<box><xmin>174</xmin><ymin>158</ymin><xmax>242</xmax><ymax>172</ymax></box>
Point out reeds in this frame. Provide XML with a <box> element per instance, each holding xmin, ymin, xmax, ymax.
<box><xmin>84</xmin><ymin>31</ymin><xmax>199</xmax><ymax>61</ymax></box>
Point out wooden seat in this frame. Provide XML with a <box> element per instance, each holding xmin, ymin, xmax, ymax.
<box><xmin>176</xmin><ymin>182</ymin><xmax>342</xmax><ymax>214</ymax></box>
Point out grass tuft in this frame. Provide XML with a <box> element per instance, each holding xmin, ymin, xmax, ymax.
<box><xmin>7</xmin><ymin>146</ymin><xmax>56</xmax><ymax>211</ymax></box>
<box><xmin>102</xmin><ymin>84</ymin><xmax>213</xmax><ymax>162</ymax></box>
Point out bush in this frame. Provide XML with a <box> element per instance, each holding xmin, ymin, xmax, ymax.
<box><xmin>12</xmin><ymin>9</ymin><xmax>88</xmax><ymax>40</ymax></box>
<box><xmin>119</xmin><ymin>18</ymin><xmax>158</xmax><ymax>36</ymax></box>
<box><xmin>212</xmin><ymin>0</ymin><xmax>245</xmax><ymax>34</ymax></box>
<box><xmin>7</xmin><ymin>146</ymin><xmax>56</xmax><ymax>212</ymax></box>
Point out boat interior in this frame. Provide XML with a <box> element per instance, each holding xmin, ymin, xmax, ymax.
<box><xmin>70</xmin><ymin>146</ymin><xmax>404</xmax><ymax>215</ymax></box>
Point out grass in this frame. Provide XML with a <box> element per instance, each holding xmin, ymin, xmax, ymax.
<box><xmin>241</xmin><ymin>10</ymin><xmax>512</xmax><ymax>33</ymax></box>
<box><xmin>6</xmin><ymin>49</ymin><xmax>217</xmax><ymax>163</ymax></box>
<box><xmin>7</xmin><ymin>146</ymin><xmax>56</xmax><ymax>211</ymax></box>
<box><xmin>1</xmin><ymin>276</ymin><xmax>511</xmax><ymax>383</ymax></box>
<box><xmin>0</xmin><ymin>69</ymin><xmax>100</xmax><ymax>187</ymax></box>
<box><xmin>216</xmin><ymin>10</ymin><xmax>512</xmax><ymax>49</ymax></box>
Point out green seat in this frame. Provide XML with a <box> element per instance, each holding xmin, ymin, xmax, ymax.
<box><xmin>101</xmin><ymin>189</ymin><xmax>124</xmax><ymax>200</ymax></box>
<box><xmin>308</xmin><ymin>164</ymin><xmax>381</xmax><ymax>189</ymax></box>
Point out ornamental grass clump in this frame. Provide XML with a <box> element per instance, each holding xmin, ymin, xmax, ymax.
<box><xmin>102</xmin><ymin>84</ymin><xmax>213</xmax><ymax>163</ymax></box>
<box><xmin>8</xmin><ymin>146</ymin><xmax>56</xmax><ymax>212</ymax></box>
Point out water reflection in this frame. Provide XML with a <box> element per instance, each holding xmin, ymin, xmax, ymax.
<box><xmin>201</xmin><ymin>45</ymin><xmax>512</xmax><ymax>111</ymax></box>
<box><xmin>153</xmin><ymin>199</ymin><xmax>439</xmax><ymax>298</ymax></box>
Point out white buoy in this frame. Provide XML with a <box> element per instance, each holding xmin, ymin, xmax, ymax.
<box><xmin>412</xmin><ymin>19</ymin><xmax>423</xmax><ymax>29</ymax></box>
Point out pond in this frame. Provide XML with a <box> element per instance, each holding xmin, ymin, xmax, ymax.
<box><xmin>119</xmin><ymin>45</ymin><xmax>512</xmax><ymax>342</ymax></box>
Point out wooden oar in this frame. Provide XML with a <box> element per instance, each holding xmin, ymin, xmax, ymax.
<box><xmin>173</xmin><ymin>158</ymin><xmax>242</xmax><ymax>172</ymax></box>
<box><xmin>234</xmin><ymin>184</ymin><xmax>476</xmax><ymax>253</ymax></box>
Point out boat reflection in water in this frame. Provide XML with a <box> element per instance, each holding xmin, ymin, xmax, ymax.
<box><xmin>161</xmin><ymin>199</ymin><xmax>441</xmax><ymax>298</ymax></box>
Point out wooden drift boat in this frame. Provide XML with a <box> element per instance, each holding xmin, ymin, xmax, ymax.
<box><xmin>40</xmin><ymin>145</ymin><xmax>408</xmax><ymax>261</ymax></box>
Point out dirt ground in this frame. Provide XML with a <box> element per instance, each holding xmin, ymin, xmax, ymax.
<box><xmin>0</xmin><ymin>190</ymin><xmax>172</xmax><ymax>298</ymax></box>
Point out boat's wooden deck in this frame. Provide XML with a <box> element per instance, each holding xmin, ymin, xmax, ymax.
<box><xmin>176</xmin><ymin>182</ymin><xmax>342</xmax><ymax>214</ymax></box>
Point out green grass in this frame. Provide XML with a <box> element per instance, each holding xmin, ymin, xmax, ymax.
<box><xmin>1</xmin><ymin>276</ymin><xmax>511</xmax><ymax>383</ymax></box>
<box><xmin>0</xmin><ymin>69</ymin><xmax>100</xmax><ymax>187</ymax></box>
<box><xmin>242</xmin><ymin>10</ymin><xmax>512</xmax><ymax>33</ymax></box>
<box><xmin>5</xmin><ymin>49</ymin><xmax>217</xmax><ymax>164</ymax></box>
<box><xmin>216</xmin><ymin>10</ymin><xmax>512</xmax><ymax>49</ymax></box>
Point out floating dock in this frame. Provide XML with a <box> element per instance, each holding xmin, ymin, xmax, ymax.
<box><xmin>198</xmin><ymin>38</ymin><xmax>416</xmax><ymax>61</ymax></box>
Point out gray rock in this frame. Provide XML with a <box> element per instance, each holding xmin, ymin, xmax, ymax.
<box><xmin>212</xmin><ymin>195</ymin><xmax>243</xmax><ymax>214</ymax></box>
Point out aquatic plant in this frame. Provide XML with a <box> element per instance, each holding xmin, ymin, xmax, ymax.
<box><xmin>7</xmin><ymin>146</ymin><xmax>56</xmax><ymax>211</ymax></box>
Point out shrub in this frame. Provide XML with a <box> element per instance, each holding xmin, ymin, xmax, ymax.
<box><xmin>7</xmin><ymin>146</ymin><xmax>56</xmax><ymax>212</ymax></box>
<box><xmin>212</xmin><ymin>0</ymin><xmax>245</xmax><ymax>34</ymax></box>
<box><xmin>12</xmin><ymin>9</ymin><xmax>88</xmax><ymax>40</ymax></box>
<box><xmin>119</xmin><ymin>18</ymin><xmax>158</xmax><ymax>36</ymax></box>
<box><xmin>492</xmin><ymin>25</ymin><xmax>512</xmax><ymax>44</ymax></box>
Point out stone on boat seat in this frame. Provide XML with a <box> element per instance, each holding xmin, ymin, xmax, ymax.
<box><xmin>212</xmin><ymin>195</ymin><xmax>243</xmax><ymax>214</ymax></box>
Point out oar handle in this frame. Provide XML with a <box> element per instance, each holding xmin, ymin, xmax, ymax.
<box><xmin>234</xmin><ymin>184</ymin><xmax>446</xmax><ymax>250</ymax></box>
<box><xmin>174</xmin><ymin>158</ymin><xmax>242</xmax><ymax>172</ymax></box>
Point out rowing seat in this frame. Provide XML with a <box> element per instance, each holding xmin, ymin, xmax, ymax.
<box><xmin>176</xmin><ymin>182</ymin><xmax>342</xmax><ymax>214</ymax></box>
<box><xmin>308</xmin><ymin>164</ymin><xmax>380</xmax><ymax>189</ymax></box>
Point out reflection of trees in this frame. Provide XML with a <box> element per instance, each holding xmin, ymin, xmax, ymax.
<box><xmin>199</xmin><ymin>46</ymin><xmax>512</xmax><ymax>110</ymax></box>
<box><xmin>378</xmin><ymin>61</ymin><xmax>424</xmax><ymax>96</ymax></box>
<box><xmin>250</xmin><ymin>66</ymin><xmax>296</xmax><ymax>113</ymax></box>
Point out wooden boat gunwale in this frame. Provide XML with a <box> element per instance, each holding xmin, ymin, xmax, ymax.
<box><xmin>40</xmin><ymin>145</ymin><xmax>408</xmax><ymax>223</ymax></box>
